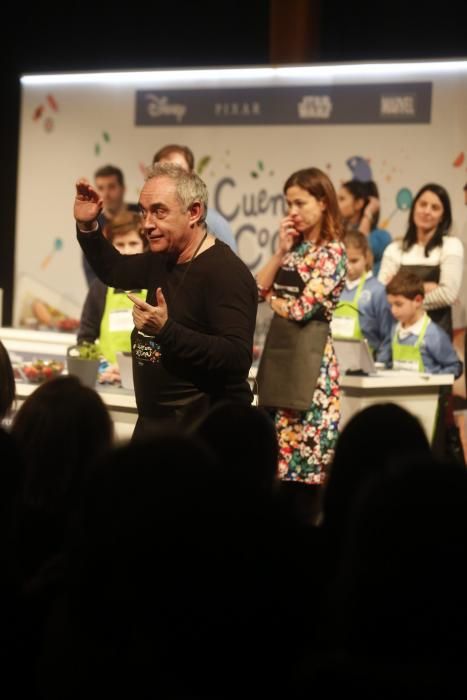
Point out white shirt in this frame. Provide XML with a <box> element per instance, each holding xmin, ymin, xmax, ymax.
<box><xmin>395</xmin><ymin>312</ymin><xmax>428</xmax><ymax>340</ymax></box>
<box><xmin>378</xmin><ymin>236</ymin><xmax>464</xmax><ymax>310</ymax></box>
<box><xmin>345</xmin><ymin>271</ymin><xmax>373</xmax><ymax>291</ymax></box>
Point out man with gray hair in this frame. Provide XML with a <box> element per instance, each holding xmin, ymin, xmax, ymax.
<box><xmin>152</xmin><ymin>143</ymin><xmax>237</xmax><ymax>252</ymax></box>
<box><xmin>74</xmin><ymin>163</ymin><xmax>257</xmax><ymax>437</ymax></box>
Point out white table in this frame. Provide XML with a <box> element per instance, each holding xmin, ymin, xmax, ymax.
<box><xmin>249</xmin><ymin>365</ymin><xmax>453</xmax><ymax>442</ymax></box>
<box><xmin>339</xmin><ymin>372</ymin><xmax>454</xmax><ymax>442</ymax></box>
<box><xmin>3</xmin><ymin>328</ymin><xmax>454</xmax><ymax>445</ymax></box>
<box><xmin>0</xmin><ymin>327</ymin><xmax>77</xmax><ymax>358</ymax></box>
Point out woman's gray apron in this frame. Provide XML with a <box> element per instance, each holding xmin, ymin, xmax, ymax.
<box><xmin>257</xmin><ymin>314</ymin><xmax>329</xmax><ymax>411</ymax></box>
<box><xmin>256</xmin><ymin>257</ymin><xmax>329</xmax><ymax>411</ymax></box>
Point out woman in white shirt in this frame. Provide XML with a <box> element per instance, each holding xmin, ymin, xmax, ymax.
<box><xmin>378</xmin><ymin>183</ymin><xmax>464</xmax><ymax>337</ymax></box>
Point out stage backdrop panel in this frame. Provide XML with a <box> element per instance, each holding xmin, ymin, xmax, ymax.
<box><xmin>15</xmin><ymin>63</ymin><xmax>467</xmax><ymax>329</ymax></box>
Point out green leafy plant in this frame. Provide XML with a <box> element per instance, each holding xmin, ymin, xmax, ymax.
<box><xmin>68</xmin><ymin>341</ymin><xmax>101</xmax><ymax>361</ymax></box>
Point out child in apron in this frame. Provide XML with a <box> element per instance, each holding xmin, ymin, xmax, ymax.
<box><xmin>386</xmin><ymin>270</ymin><xmax>462</xmax><ymax>377</ymax></box>
<box><xmin>78</xmin><ymin>211</ymin><xmax>148</xmax><ymax>378</ymax></box>
<box><xmin>332</xmin><ymin>231</ymin><xmax>392</xmax><ymax>363</ymax></box>
<box><xmin>337</xmin><ymin>179</ymin><xmax>391</xmax><ymax>275</ymax></box>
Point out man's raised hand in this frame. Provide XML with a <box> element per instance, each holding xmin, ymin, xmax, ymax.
<box><xmin>74</xmin><ymin>179</ymin><xmax>103</xmax><ymax>229</ymax></box>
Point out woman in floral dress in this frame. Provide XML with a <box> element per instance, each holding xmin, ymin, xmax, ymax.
<box><xmin>256</xmin><ymin>168</ymin><xmax>346</xmax><ymax>484</ymax></box>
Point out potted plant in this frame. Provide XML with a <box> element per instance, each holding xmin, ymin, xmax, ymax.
<box><xmin>66</xmin><ymin>341</ymin><xmax>101</xmax><ymax>388</ymax></box>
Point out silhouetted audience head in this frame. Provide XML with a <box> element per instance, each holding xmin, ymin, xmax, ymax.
<box><xmin>335</xmin><ymin>456</ymin><xmax>467</xmax><ymax>664</ymax></box>
<box><xmin>76</xmin><ymin>433</ymin><xmax>219</xmax><ymax>577</ymax></box>
<box><xmin>0</xmin><ymin>340</ymin><xmax>15</xmax><ymax>421</ymax></box>
<box><xmin>322</xmin><ymin>403</ymin><xmax>431</xmax><ymax>561</ymax></box>
<box><xmin>305</xmin><ymin>455</ymin><xmax>467</xmax><ymax>697</ymax></box>
<box><xmin>195</xmin><ymin>401</ymin><xmax>279</xmax><ymax>500</ymax></box>
<box><xmin>11</xmin><ymin>376</ymin><xmax>113</xmax><ymax>579</ymax></box>
<box><xmin>43</xmin><ymin>429</ymin><xmax>306</xmax><ymax>698</ymax></box>
<box><xmin>74</xmin><ymin>432</ymin><xmax>220</xmax><ymax>569</ymax></box>
<box><xmin>45</xmin><ymin>433</ymin><xmax>230</xmax><ymax>697</ymax></box>
<box><xmin>0</xmin><ymin>428</ymin><xmax>23</xmax><ymax>547</ymax></box>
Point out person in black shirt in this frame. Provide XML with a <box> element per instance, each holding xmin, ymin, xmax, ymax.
<box><xmin>82</xmin><ymin>164</ymin><xmax>140</xmax><ymax>286</ymax></box>
<box><xmin>74</xmin><ymin>163</ymin><xmax>257</xmax><ymax>437</ymax></box>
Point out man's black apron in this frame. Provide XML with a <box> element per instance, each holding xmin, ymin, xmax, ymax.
<box><xmin>130</xmin><ymin>279</ymin><xmax>211</xmax><ymax>438</ymax></box>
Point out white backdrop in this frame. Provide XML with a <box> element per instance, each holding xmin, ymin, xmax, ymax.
<box><xmin>15</xmin><ymin>62</ymin><xmax>467</xmax><ymax>327</ymax></box>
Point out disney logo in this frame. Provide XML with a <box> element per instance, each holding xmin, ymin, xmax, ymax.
<box><xmin>145</xmin><ymin>94</ymin><xmax>187</xmax><ymax>123</ymax></box>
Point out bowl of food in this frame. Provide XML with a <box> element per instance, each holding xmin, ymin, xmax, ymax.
<box><xmin>56</xmin><ymin>317</ymin><xmax>80</xmax><ymax>332</ymax></box>
<box><xmin>19</xmin><ymin>359</ymin><xmax>65</xmax><ymax>383</ymax></box>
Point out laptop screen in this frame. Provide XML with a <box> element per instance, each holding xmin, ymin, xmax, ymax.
<box><xmin>333</xmin><ymin>338</ymin><xmax>377</xmax><ymax>375</ymax></box>
<box><xmin>116</xmin><ymin>351</ymin><xmax>134</xmax><ymax>391</ymax></box>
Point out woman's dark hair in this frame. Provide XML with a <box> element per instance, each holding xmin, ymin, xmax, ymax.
<box><xmin>11</xmin><ymin>377</ymin><xmax>113</xmax><ymax>580</ymax></box>
<box><xmin>284</xmin><ymin>167</ymin><xmax>343</xmax><ymax>243</ymax></box>
<box><xmin>403</xmin><ymin>183</ymin><xmax>452</xmax><ymax>257</ymax></box>
<box><xmin>342</xmin><ymin>179</ymin><xmax>381</xmax><ymax>226</ymax></box>
<box><xmin>0</xmin><ymin>340</ymin><xmax>15</xmax><ymax>420</ymax></box>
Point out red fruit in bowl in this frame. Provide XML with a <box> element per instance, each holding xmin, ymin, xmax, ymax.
<box><xmin>24</xmin><ymin>366</ymin><xmax>39</xmax><ymax>380</ymax></box>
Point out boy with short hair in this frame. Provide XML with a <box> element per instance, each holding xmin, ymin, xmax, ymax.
<box><xmin>386</xmin><ymin>270</ymin><xmax>462</xmax><ymax>376</ymax></box>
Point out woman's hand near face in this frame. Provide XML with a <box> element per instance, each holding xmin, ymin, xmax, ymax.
<box><xmin>256</xmin><ymin>216</ymin><xmax>298</xmax><ymax>293</ymax></box>
<box><xmin>359</xmin><ymin>196</ymin><xmax>380</xmax><ymax>236</ymax></box>
<box><xmin>365</xmin><ymin>196</ymin><xmax>380</xmax><ymax>220</ymax></box>
<box><xmin>277</xmin><ymin>216</ymin><xmax>299</xmax><ymax>254</ymax></box>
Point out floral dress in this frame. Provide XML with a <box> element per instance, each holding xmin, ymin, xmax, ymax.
<box><xmin>260</xmin><ymin>239</ymin><xmax>346</xmax><ymax>484</ymax></box>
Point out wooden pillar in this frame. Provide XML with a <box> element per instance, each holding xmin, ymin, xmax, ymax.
<box><xmin>269</xmin><ymin>0</ymin><xmax>321</xmax><ymax>65</ymax></box>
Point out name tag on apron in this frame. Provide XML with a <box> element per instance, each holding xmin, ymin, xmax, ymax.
<box><xmin>393</xmin><ymin>359</ymin><xmax>420</xmax><ymax>373</ymax></box>
<box><xmin>133</xmin><ymin>331</ymin><xmax>162</xmax><ymax>365</ymax></box>
<box><xmin>109</xmin><ymin>309</ymin><xmax>134</xmax><ymax>332</ymax></box>
<box><xmin>331</xmin><ymin>316</ymin><xmax>356</xmax><ymax>338</ymax></box>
